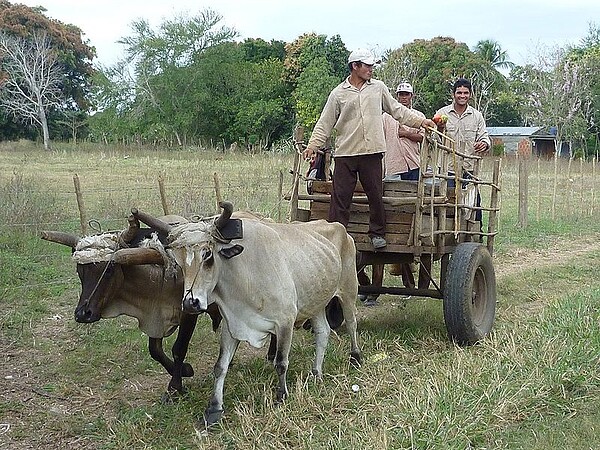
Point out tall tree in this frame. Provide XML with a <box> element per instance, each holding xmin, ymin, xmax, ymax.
<box><xmin>0</xmin><ymin>0</ymin><xmax>95</xmax><ymax>142</ymax></box>
<box><xmin>0</xmin><ymin>30</ymin><xmax>61</xmax><ymax>149</ymax></box>
<box><xmin>473</xmin><ymin>39</ymin><xmax>515</xmax><ymax>71</ymax></box>
<box><xmin>283</xmin><ymin>33</ymin><xmax>348</xmax><ymax>129</ymax></box>
<box><xmin>512</xmin><ymin>44</ymin><xmax>592</xmax><ymax>157</ymax></box>
<box><xmin>191</xmin><ymin>42</ymin><xmax>292</xmax><ymax>150</ymax></box>
<box><xmin>110</xmin><ymin>8</ymin><xmax>237</xmax><ymax>145</ymax></box>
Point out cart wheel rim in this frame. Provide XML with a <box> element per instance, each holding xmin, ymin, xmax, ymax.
<box><xmin>471</xmin><ymin>265</ymin><xmax>489</xmax><ymax>326</ymax></box>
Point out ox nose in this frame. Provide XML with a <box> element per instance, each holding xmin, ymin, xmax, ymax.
<box><xmin>182</xmin><ymin>293</ymin><xmax>206</xmax><ymax>315</ymax></box>
<box><xmin>74</xmin><ymin>303</ymin><xmax>99</xmax><ymax>323</ymax></box>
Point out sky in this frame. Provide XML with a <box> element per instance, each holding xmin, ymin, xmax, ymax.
<box><xmin>16</xmin><ymin>0</ymin><xmax>600</xmax><ymax>68</ymax></box>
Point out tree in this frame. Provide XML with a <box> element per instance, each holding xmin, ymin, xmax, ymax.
<box><xmin>283</xmin><ymin>33</ymin><xmax>348</xmax><ymax>129</ymax></box>
<box><xmin>191</xmin><ymin>42</ymin><xmax>292</xmax><ymax>150</ymax></box>
<box><xmin>379</xmin><ymin>37</ymin><xmax>498</xmax><ymax>117</ymax></box>
<box><xmin>0</xmin><ymin>30</ymin><xmax>61</xmax><ymax>149</ymax></box>
<box><xmin>512</xmin><ymin>44</ymin><xmax>593</xmax><ymax>157</ymax></box>
<box><xmin>107</xmin><ymin>8</ymin><xmax>238</xmax><ymax>145</ymax></box>
<box><xmin>0</xmin><ymin>0</ymin><xmax>95</xmax><ymax>142</ymax></box>
<box><xmin>473</xmin><ymin>39</ymin><xmax>515</xmax><ymax>71</ymax></box>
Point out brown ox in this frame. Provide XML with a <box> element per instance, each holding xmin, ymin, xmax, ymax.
<box><xmin>41</xmin><ymin>214</ymin><xmax>221</xmax><ymax>398</ymax></box>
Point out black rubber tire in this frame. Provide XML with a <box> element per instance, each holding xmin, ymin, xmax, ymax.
<box><xmin>443</xmin><ymin>242</ymin><xmax>496</xmax><ymax>345</ymax></box>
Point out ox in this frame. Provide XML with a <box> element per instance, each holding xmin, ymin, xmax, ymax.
<box><xmin>41</xmin><ymin>214</ymin><xmax>221</xmax><ymax>398</ymax></box>
<box><xmin>132</xmin><ymin>202</ymin><xmax>362</xmax><ymax>426</ymax></box>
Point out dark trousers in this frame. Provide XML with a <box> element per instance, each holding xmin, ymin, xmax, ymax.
<box><xmin>401</xmin><ymin>167</ymin><xmax>420</xmax><ymax>181</ymax></box>
<box><xmin>328</xmin><ymin>153</ymin><xmax>385</xmax><ymax>237</ymax></box>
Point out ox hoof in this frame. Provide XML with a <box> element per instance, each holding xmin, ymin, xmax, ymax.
<box><xmin>204</xmin><ymin>407</ymin><xmax>224</xmax><ymax>427</ymax></box>
<box><xmin>160</xmin><ymin>388</ymin><xmax>186</xmax><ymax>404</ymax></box>
<box><xmin>182</xmin><ymin>362</ymin><xmax>194</xmax><ymax>378</ymax></box>
<box><xmin>310</xmin><ymin>369</ymin><xmax>323</xmax><ymax>381</ymax></box>
<box><xmin>350</xmin><ymin>351</ymin><xmax>363</xmax><ymax>368</ymax></box>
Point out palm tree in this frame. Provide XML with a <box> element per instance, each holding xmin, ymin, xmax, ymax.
<box><xmin>474</xmin><ymin>39</ymin><xmax>515</xmax><ymax>71</ymax></box>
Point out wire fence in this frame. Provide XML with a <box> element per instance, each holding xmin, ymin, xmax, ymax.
<box><xmin>1</xmin><ymin>153</ymin><xmax>599</xmax><ymax>294</ymax></box>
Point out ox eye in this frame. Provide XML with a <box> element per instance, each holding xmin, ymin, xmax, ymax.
<box><xmin>201</xmin><ymin>248</ymin><xmax>213</xmax><ymax>262</ymax></box>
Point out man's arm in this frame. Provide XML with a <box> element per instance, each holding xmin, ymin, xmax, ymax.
<box><xmin>303</xmin><ymin>92</ymin><xmax>338</xmax><ymax>160</ymax></box>
<box><xmin>474</xmin><ymin>111</ymin><xmax>491</xmax><ymax>154</ymax></box>
<box><xmin>398</xmin><ymin>127</ymin><xmax>423</xmax><ymax>143</ymax></box>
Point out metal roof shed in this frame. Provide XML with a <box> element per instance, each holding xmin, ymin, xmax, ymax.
<box><xmin>487</xmin><ymin>127</ymin><xmax>557</xmax><ymax>158</ymax></box>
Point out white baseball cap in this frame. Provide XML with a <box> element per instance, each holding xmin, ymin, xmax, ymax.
<box><xmin>347</xmin><ymin>48</ymin><xmax>378</xmax><ymax>65</ymax></box>
<box><xmin>396</xmin><ymin>82</ymin><xmax>413</xmax><ymax>94</ymax></box>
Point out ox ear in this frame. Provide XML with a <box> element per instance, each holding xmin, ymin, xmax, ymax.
<box><xmin>219</xmin><ymin>219</ymin><xmax>243</xmax><ymax>241</ymax></box>
<box><xmin>218</xmin><ymin>244</ymin><xmax>244</xmax><ymax>259</ymax></box>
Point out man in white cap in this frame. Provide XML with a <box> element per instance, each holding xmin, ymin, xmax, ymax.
<box><xmin>303</xmin><ymin>49</ymin><xmax>436</xmax><ymax>250</ymax></box>
<box><xmin>382</xmin><ymin>82</ymin><xmax>425</xmax><ymax>181</ymax></box>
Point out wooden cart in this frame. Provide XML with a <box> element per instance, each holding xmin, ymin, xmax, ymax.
<box><xmin>289</xmin><ymin>130</ymin><xmax>502</xmax><ymax>345</ymax></box>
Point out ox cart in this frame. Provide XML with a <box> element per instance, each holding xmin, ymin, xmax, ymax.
<box><xmin>288</xmin><ymin>129</ymin><xmax>502</xmax><ymax>345</ymax></box>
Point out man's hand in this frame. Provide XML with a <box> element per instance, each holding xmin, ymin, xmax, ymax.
<box><xmin>302</xmin><ymin>146</ymin><xmax>316</xmax><ymax>161</ymax></box>
<box><xmin>474</xmin><ymin>141</ymin><xmax>488</xmax><ymax>154</ymax></box>
<box><xmin>421</xmin><ymin>118</ymin><xmax>437</xmax><ymax>129</ymax></box>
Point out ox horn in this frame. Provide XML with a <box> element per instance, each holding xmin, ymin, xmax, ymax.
<box><xmin>215</xmin><ymin>201</ymin><xmax>233</xmax><ymax>229</ymax></box>
<box><xmin>119</xmin><ymin>214</ymin><xmax>140</xmax><ymax>245</ymax></box>
<box><xmin>131</xmin><ymin>208</ymin><xmax>172</xmax><ymax>235</ymax></box>
<box><xmin>40</xmin><ymin>231</ymin><xmax>79</xmax><ymax>248</ymax></box>
<box><xmin>111</xmin><ymin>248</ymin><xmax>165</xmax><ymax>265</ymax></box>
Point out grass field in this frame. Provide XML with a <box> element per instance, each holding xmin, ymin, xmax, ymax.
<box><xmin>1</xmin><ymin>141</ymin><xmax>600</xmax><ymax>449</ymax></box>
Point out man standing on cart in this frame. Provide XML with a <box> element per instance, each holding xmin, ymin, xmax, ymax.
<box><xmin>303</xmin><ymin>48</ymin><xmax>436</xmax><ymax>250</ymax></box>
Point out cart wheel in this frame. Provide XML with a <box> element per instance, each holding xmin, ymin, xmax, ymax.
<box><xmin>443</xmin><ymin>242</ymin><xmax>496</xmax><ymax>345</ymax></box>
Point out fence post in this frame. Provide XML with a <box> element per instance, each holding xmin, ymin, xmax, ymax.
<box><xmin>73</xmin><ymin>174</ymin><xmax>87</xmax><ymax>236</ymax></box>
<box><xmin>278</xmin><ymin>170</ymin><xmax>284</xmax><ymax>223</ymax></box>
<box><xmin>552</xmin><ymin>152</ymin><xmax>558</xmax><ymax>220</ymax></box>
<box><xmin>158</xmin><ymin>173</ymin><xmax>170</xmax><ymax>215</ymax></box>
<box><xmin>518</xmin><ymin>153</ymin><xmax>528</xmax><ymax>228</ymax></box>
<box><xmin>290</xmin><ymin>125</ymin><xmax>305</xmax><ymax>222</ymax></box>
<box><xmin>592</xmin><ymin>158</ymin><xmax>597</xmax><ymax>217</ymax></box>
<box><xmin>536</xmin><ymin>158</ymin><xmax>541</xmax><ymax>221</ymax></box>
<box><xmin>213</xmin><ymin>172</ymin><xmax>222</xmax><ymax>214</ymax></box>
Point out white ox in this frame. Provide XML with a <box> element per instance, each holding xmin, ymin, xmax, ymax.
<box><xmin>132</xmin><ymin>202</ymin><xmax>362</xmax><ymax>426</ymax></box>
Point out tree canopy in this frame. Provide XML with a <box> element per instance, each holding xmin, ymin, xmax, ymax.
<box><xmin>0</xmin><ymin>4</ymin><xmax>598</xmax><ymax>158</ymax></box>
<box><xmin>0</xmin><ymin>0</ymin><xmax>95</xmax><ymax>144</ymax></box>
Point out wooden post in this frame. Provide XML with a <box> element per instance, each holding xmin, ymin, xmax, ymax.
<box><xmin>278</xmin><ymin>170</ymin><xmax>284</xmax><ymax>223</ymax></box>
<box><xmin>592</xmin><ymin>158</ymin><xmax>596</xmax><ymax>217</ymax></box>
<box><xmin>290</xmin><ymin>125</ymin><xmax>305</xmax><ymax>222</ymax></box>
<box><xmin>536</xmin><ymin>158</ymin><xmax>541</xmax><ymax>221</ymax></box>
<box><xmin>213</xmin><ymin>172</ymin><xmax>222</xmax><ymax>214</ymax></box>
<box><xmin>580</xmin><ymin>157</ymin><xmax>584</xmax><ymax>217</ymax></box>
<box><xmin>487</xmin><ymin>159</ymin><xmax>501</xmax><ymax>256</ymax></box>
<box><xmin>73</xmin><ymin>174</ymin><xmax>87</xmax><ymax>236</ymax></box>
<box><xmin>552</xmin><ymin>151</ymin><xmax>558</xmax><ymax>220</ymax></box>
<box><xmin>518</xmin><ymin>153</ymin><xmax>528</xmax><ymax>228</ymax></box>
<box><xmin>158</xmin><ymin>174</ymin><xmax>169</xmax><ymax>215</ymax></box>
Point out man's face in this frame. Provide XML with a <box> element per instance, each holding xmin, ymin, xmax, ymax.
<box><xmin>396</xmin><ymin>91</ymin><xmax>412</xmax><ymax>107</ymax></box>
<box><xmin>353</xmin><ymin>62</ymin><xmax>373</xmax><ymax>81</ymax></box>
<box><xmin>453</xmin><ymin>86</ymin><xmax>471</xmax><ymax>107</ymax></box>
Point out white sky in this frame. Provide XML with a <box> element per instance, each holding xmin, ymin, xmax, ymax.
<box><xmin>17</xmin><ymin>0</ymin><xmax>600</xmax><ymax>68</ymax></box>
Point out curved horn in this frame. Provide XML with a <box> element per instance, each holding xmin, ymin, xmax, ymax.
<box><xmin>40</xmin><ymin>231</ymin><xmax>79</xmax><ymax>248</ymax></box>
<box><xmin>111</xmin><ymin>248</ymin><xmax>165</xmax><ymax>265</ymax></box>
<box><xmin>215</xmin><ymin>201</ymin><xmax>233</xmax><ymax>229</ymax></box>
<box><xmin>119</xmin><ymin>215</ymin><xmax>140</xmax><ymax>245</ymax></box>
<box><xmin>131</xmin><ymin>208</ymin><xmax>172</xmax><ymax>235</ymax></box>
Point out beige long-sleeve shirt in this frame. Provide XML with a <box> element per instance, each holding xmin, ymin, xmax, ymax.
<box><xmin>435</xmin><ymin>103</ymin><xmax>491</xmax><ymax>171</ymax></box>
<box><xmin>382</xmin><ymin>110</ymin><xmax>425</xmax><ymax>176</ymax></box>
<box><xmin>306</xmin><ymin>78</ymin><xmax>426</xmax><ymax>157</ymax></box>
